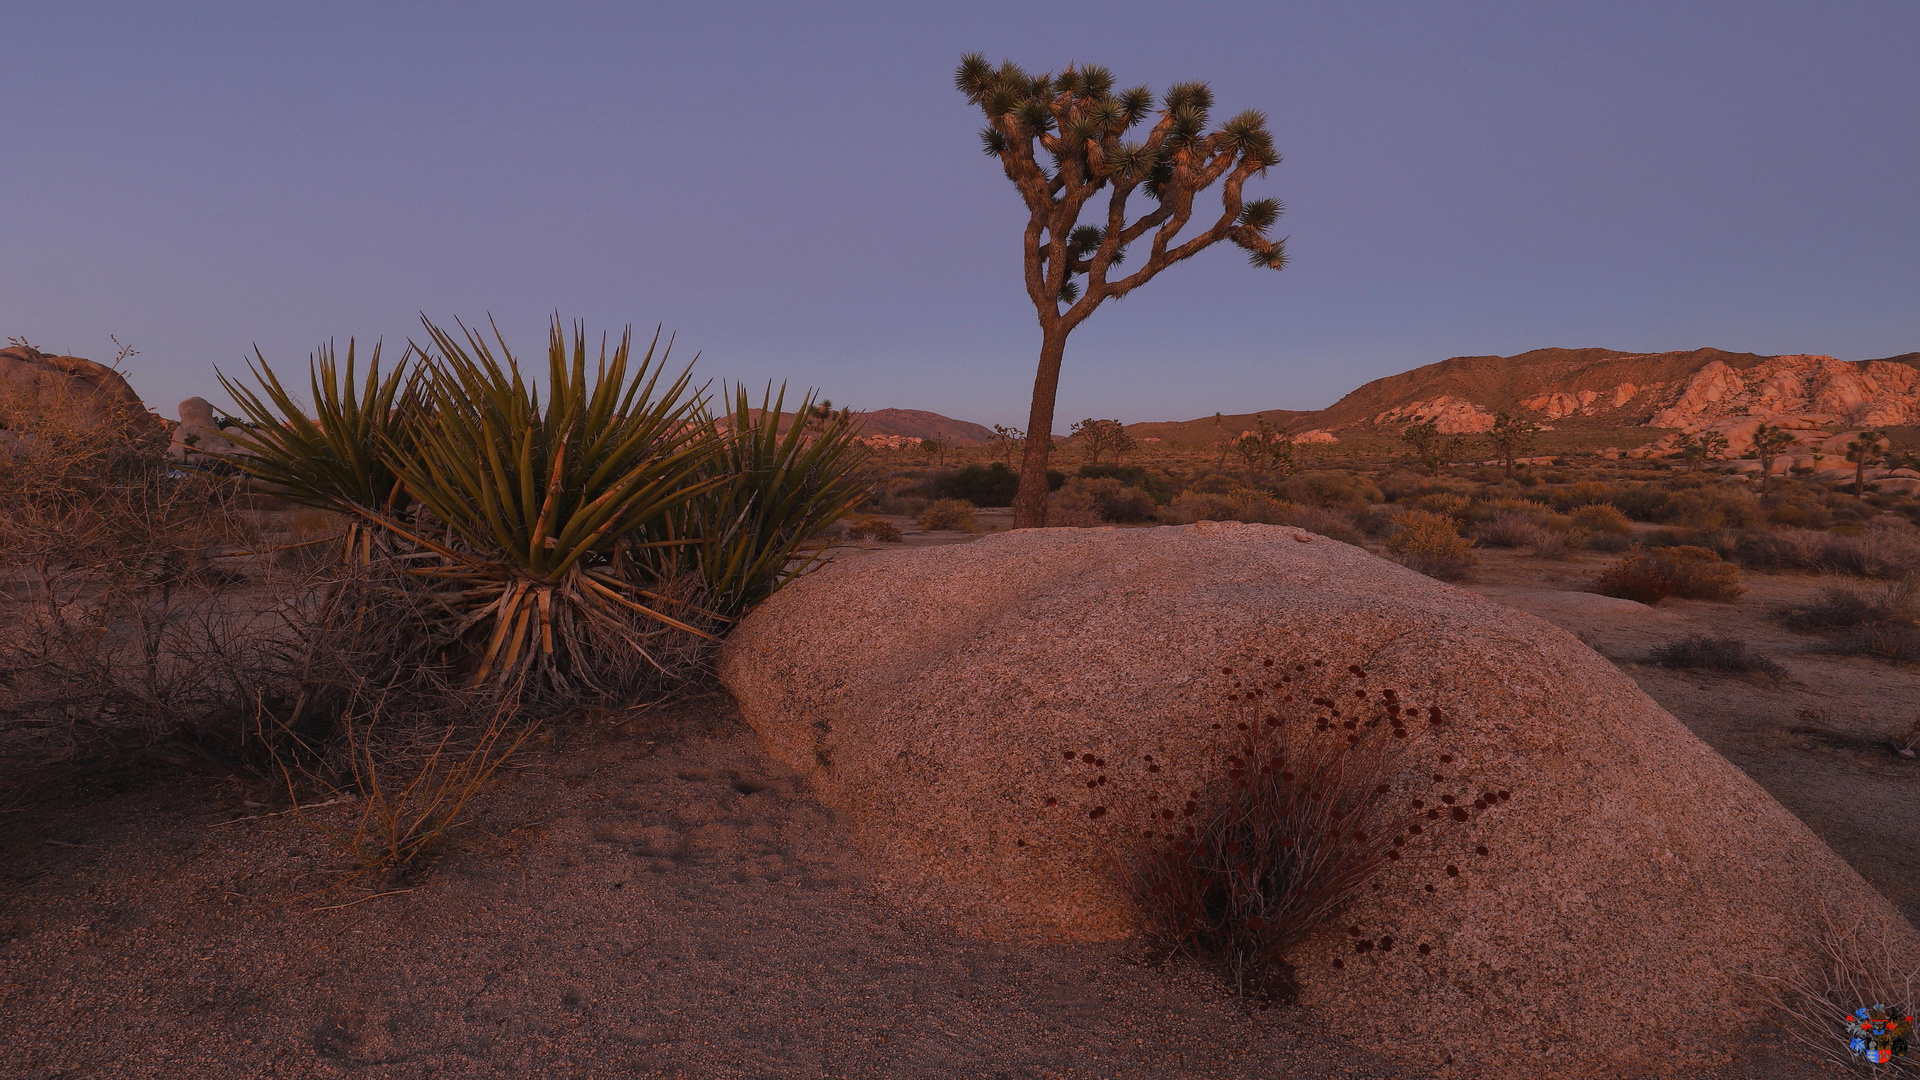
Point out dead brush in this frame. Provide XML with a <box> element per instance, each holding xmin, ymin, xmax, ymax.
<box><xmin>1746</xmin><ymin>898</ymin><xmax>1920</xmax><ymax>1076</ymax></box>
<box><xmin>1080</xmin><ymin>660</ymin><xmax>1510</xmax><ymax>1004</ymax></box>
<box><xmin>292</xmin><ymin>687</ymin><xmax>539</xmax><ymax>880</ymax></box>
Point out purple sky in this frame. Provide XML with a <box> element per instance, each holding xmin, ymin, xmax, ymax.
<box><xmin>5</xmin><ymin>2</ymin><xmax>1917</xmax><ymax>431</ymax></box>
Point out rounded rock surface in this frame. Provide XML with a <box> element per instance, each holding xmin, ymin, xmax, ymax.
<box><xmin>719</xmin><ymin>522</ymin><xmax>1919</xmax><ymax>1077</ymax></box>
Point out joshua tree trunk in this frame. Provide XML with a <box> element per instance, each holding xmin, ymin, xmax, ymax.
<box><xmin>1013</xmin><ymin>327</ymin><xmax>1068</xmax><ymax>526</ymax></box>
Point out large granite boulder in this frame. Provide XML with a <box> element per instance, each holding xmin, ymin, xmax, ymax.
<box><xmin>719</xmin><ymin>523</ymin><xmax>1919</xmax><ymax>1077</ymax></box>
<box><xmin>0</xmin><ymin>345</ymin><xmax>156</xmax><ymax>436</ymax></box>
<box><xmin>168</xmin><ymin>396</ymin><xmax>245</xmax><ymax>465</ymax></box>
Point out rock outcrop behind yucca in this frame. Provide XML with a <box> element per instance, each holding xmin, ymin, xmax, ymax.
<box><xmin>719</xmin><ymin>523</ymin><xmax>1918</xmax><ymax>1077</ymax></box>
<box><xmin>0</xmin><ymin>345</ymin><xmax>155</xmax><ymax>435</ymax></box>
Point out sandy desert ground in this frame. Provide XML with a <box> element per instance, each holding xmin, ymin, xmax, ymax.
<box><xmin>1</xmin><ymin>517</ymin><xmax>1911</xmax><ymax>1079</ymax></box>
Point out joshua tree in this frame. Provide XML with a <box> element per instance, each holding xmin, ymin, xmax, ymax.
<box><xmin>991</xmin><ymin>423</ymin><xmax>1025</xmax><ymax>466</ymax></box>
<box><xmin>805</xmin><ymin>398</ymin><xmax>852</xmax><ymax>436</ymax></box>
<box><xmin>920</xmin><ymin>435</ymin><xmax>949</xmax><ymax>466</ymax></box>
<box><xmin>1232</xmin><ymin>416</ymin><xmax>1293</xmax><ymax>476</ymax></box>
<box><xmin>956</xmin><ymin>55</ymin><xmax>1288</xmax><ymax>527</ymax></box>
<box><xmin>1847</xmin><ymin>428</ymin><xmax>1889</xmax><ymax>499</ymax></box>
<box><xmin>1071</xmin><ymin>417</ymin><xmax>1135</xmax><ymax>466</ymax></box>
<box><xmin>1400</xmin><ymin>420</ymin><xmax>1447</xmax><ymax>477</ymax></box>
<box><xmin>1483</xmin><ymin>412</ymin><xmax>1539</xmax><ymax>481</ymax></box>
<box><xmin>1752</xmin><ymin>424</ymin><xmax>1796</xmax><ymax>496</ymax></box>
<box><xmin>1672</xmin><ymin>431</ymin><xmax>1730</xmax><ymax>471</ymax></box>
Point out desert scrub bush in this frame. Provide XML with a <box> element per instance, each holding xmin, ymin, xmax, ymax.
<box><xmin>1544</xmin><ymin>480</ymin><xmax>1618</xmax><ymax>511</ymax></box>
<box><xmin>1159</xmin><ymin>487</ymin><xmax>1290</xmax><ymax>525</ymax></box>
<box><xmin>1063</xmin><ymin>661</ymin><xmax>1509</xmax><ymax>1003</ymax></box>
<box><xmin>1568</xmin><ymin>503</ymin><xmax>1633</xmax><ymax>536</ymax></box>
<box><xmin>1747</xmin><ymin>900</ymin><xmax>1919</xmax><ymax>1076</ymax></box>
<box><xmin>1271</xmin><ymin>506</ymin><xmax>1365</xmax><ymax>546</ymax></box>
<box><xmin>299</xmin><ymin>684</ymin><xmax>539</xmax><ymax>880</ymax></box>
<box><xmin>1591</xmin><ymin>546</ymin><xmax>1746</xmax><ymax>604</ymax></box>
<box><xmin>1476</xmin><ymin>511</ymin><xmax>1555</xmax><ymax>549</ymax></box>
<box><xmin>1079</xmin><ymin>463</ymin><xmax>1177</xmax><ymax>504</ymax></box>
<box><xmin>846</xmin><ymin>516</ymin><xmax>904</xmax><ymax>542</ymax></box>
<box><xmin>1741</xmin><ymin>527</ymin><xmax>1833</xmax><ymax>571</ymax></box>
<box><xmin>1410</xmin><ymin>492</ymin><xmax>1471</xmax><ymax>520</ymax></box>
<box><xmin>1611</xmin><ymin>483</ymin><xmax>1672</xmax><ymax>522</ymax></box>
<box><xmin>1662</xmin><ymin>486</ymin><xmax>1765</xmax><ymax>531</ymax></box>
<box><xmin>918</xmin><ymin>498</ymin><xmax>979</xmax><ymax>532</ymax></box>
<box><xmin>1826</xmin><ymin>521</ymin><xmax>1920</xmax><ymax>579</ymax></box>
<box><xmin>1771</xmin><ymin>577</ymin><xmax>1920</xmax><ymax>662</ymax></box>
<box><xmin>0</xmin><ymin>379</ymin><xmax>281</xmax><ymax>765</ymax></box>
<box><xmin>926</xmin><ymin>462</ymin><xmax>1019</xmax><ymax>507</ymax></box>
<box><xmin>1273</xmin><ymin>471</ymin><xmax>1383</xmax><ymax>511</ymax></box>
<box><xmin>1051</xmin><ymin>477</ymin><xmax>1155</xmax><ymax>524</ymax></box>
<box><xmin>1646</xmin><ymin>636</ymin><xmax>1786</xmax><ymax>680</ymax></box>
<box><xmin>1386</xmin><ymin>510</ymin><xmax>1476</xmax><ymax>581</ymax></box>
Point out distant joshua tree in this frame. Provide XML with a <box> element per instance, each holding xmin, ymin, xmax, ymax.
<box><xmin>1400</xmin><ymin>420</ymin><xmax>1447</xmax><ymax>477</ymax></box>
<box><xmin>805</xmin><ymin>398</ymin><xmax>852</xmax><ymax>436</ymax></box>
<box><xmin>991</xmin><ymin>424</ymin><xmax>1025</xmax><ymax>466</ymax></box>
<box><xmin>1232</xmin><ymin>416</ymin><xmax>1294</xmax><ymax>475</ymax></box>
<box><xmin>1673</xmin><ymin>430</ymin><xmax>1730</xmax><ymax>472</ymax></box>
<box><xmin>1847</xmin><ymin>428</ymin><xmax>1889</xmax><ymax>499</ymax></box>
<box><xmin>956</xmin><ymin>54</ymin><xmax>1288</xmax><ymax>527</ymax></box>
<box><xmin>1070</xmin><ymin>418</ymin><xmax>1135</xmax><ymax>466</ymax></box>
<box><xmin>1482</xmin><ymin>412</ymin><xmax>1539</xmax><ymax>481</ymax></box>
<box><xmin>1752</xmin><ymin>424</ymin><xmax>1797</xmax><ymax>497</ymax></box>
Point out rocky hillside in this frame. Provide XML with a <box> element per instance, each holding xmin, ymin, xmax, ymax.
<box><xmin>851</xmin><ymin>408</ymin><xmax>994</xmax><ymax>446</ymax></box>
<box><xmin>1131</xmin><ymin>347</ymin><xmax>1920</xmax><ymax>450</ymax></box>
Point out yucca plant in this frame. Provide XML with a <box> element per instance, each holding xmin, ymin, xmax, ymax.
<box><xmin>640</xmin><ymin>384</ymin><xmax>869</xmax><ymax>618</ymax></box>
<box><xmin>217</xmin><ymin>339</ymin><xmax>423</xmax><ymax>564</ymax></box>
<box><xmin>376</xmin><ymin>316</ymin><xmax>725</xmax><ymax>693</ymax></box>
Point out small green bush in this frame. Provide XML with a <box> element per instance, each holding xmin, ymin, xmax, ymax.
<box><xmin>1592</xmin><ymin>546</ymin><xmax>1745</xmax><ymax>604</ymax></box>
<box><xmin>928</xmin><ymin>462</ymin><xmax>1020</xmax><ymax>506</ymax></box>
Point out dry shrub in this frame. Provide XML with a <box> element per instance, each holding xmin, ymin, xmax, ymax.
<box><xmin>1773</xmin><ymin>578</ymin><xmax>1920</xmax><ymax>662</ymax></box>
<box><xmin>1053</xmin><ymin>477</ymin><xmax>1155</xmax><ymax>524</ymax></box>
<box><xmin>1569</xmin><ymin>503</ymin><xmax>1633</xmax><ymax>535</ymax></box>
<box><xmin>1160</xmin><ymin>487</ymin><xmax>1290</xmax><ymax>525</ymax></box>
<box><xmin>1085</xmin><ymin>662</ymin><xmax>1507</xmax><ymax>1003</ymax></box>
<box><xmin>1745</xmin><ymin>527</ymin><xmax>1835</xmax><ymax>571</ymax></box>
<box><xmin>1387</xmin><ymin>510</ymin><xmax>1476</xmax><ymax>581</ymax></box>
<box><xmin>1411</xmin><ymin>492</ymin><xmax>1471</xmax><ymax>520</ymax></box>
<box><xmin>847</xmin><ymin>516</ymin><xmax>904</xmax><ymax>542</ymax></box>
<box><xmin>0</xmin><ymin>385</ymin><xmax>276</xmax><ymax>766</ymax></box>
<box><xmin>1272</xmin><ymin>506</ymin><xmax>1365</xmax><ymax>546</ymax></box>
<box><xmin>1647</xmin><ymin>636</ymin><xmax>1786</xmax><ymax>681</ymax></box>
<box><xmin>1828</xmin><ymin>522</ymin><xmax>1920</xmax><ymax>579</ymax></box>
<box><xmin>1546</xmin><ymin>480</ymin><xmax>1618</xmax><ymax>511</ymax></box>
<box><xmin>299</xmin><ymin>686</ymin><xmax>539</xmax><ymax>878</ymax></box>
<box><xmin>918</xmin><ymin>498</ymin><xmax>979</xmax><ymax>532</ymax></box>
<box><xmin>1592</xmin><ymin>546</ymin><xmax>1746</xmax><ymax>604</ymax></box>
<box><xmin>1663</xmin><ymin>487</ymin><xmax>1765</xmax><ymax>531</ymax></box>
<box><xmin>1747</xmin><ymin>900</ymin><xmax>1919</xmax><ymax>1076</ymax></box>
<box><xmin>1477</xmin><ymin>511</ymin><xmax>1555</xmax><ymax>549</ymax></box>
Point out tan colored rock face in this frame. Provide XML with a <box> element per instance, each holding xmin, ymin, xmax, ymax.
<box><xmin>1371</xmin><ymin>395</ymin><xmax>1496</xmax><ymax>433</ymax></box>
<box><xmin>719</xmin><ymin>524</ymin><xmax>1919</xmax><ymax>1078</ymax></box>
<box><xmin>0</xmin><ymin>345</ymin><xmax>155</xmax><ymax>435</ymax></box>
<box><xmin>1650</xmin><ymin>354</ymin><xmax>1920</xmax><ymax>430</ymax></box>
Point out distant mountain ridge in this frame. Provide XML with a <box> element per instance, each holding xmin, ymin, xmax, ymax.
<box><xmin>852</xmin><ymin>408</ymin><xmax>994</xmax><ymax>446</ymax></box>
<box><xmin>1129</xmin><ymin>347</ymin><xmax>1920</xmax><ymax>445</ymax></box>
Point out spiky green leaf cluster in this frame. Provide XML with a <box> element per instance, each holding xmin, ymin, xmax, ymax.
<box><xmin>218</xmin><ymin>316</ymin><xmax>869</xmax><ymax>692</ymax></box>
